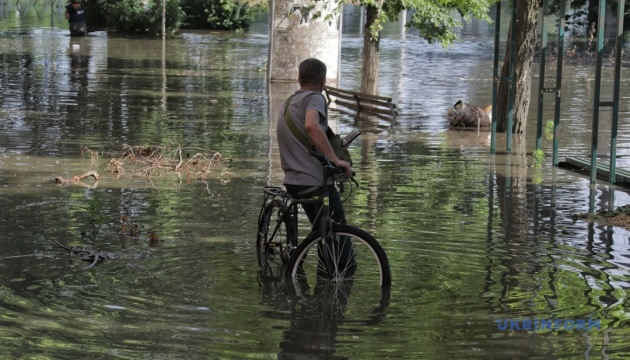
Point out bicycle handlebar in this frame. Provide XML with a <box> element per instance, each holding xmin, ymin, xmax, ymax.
<box><xmin>309</xmin><ymin>149</ymin><xmax>358</xmax><ymax>187</ymax></box>
<box><xmin>309</xmin><ymin>149</ymin><xmax>343</xmax><ymax>172</ymax></box>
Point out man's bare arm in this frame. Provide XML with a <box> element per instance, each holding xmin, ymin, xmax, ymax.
<box><xmin>304</xmin><ymin>109</ymin><xmax>352</xmax><ymax>177</ymax></box>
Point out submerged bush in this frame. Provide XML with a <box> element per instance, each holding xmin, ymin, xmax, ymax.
<box><xmin>102</xmin><ymin>0</ymin><xmax>185</xmax><ymax>36</ymax></box>
<box><xmin>181</xmin><ymin>0</ymin><xmax>254</xmax><ymax>31</ymax></box>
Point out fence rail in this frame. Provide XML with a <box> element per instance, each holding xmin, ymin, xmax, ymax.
<box><xmin>324</xmin><ymin>86</ymin><xmax>398</xmax><ymax>118</ymax></box>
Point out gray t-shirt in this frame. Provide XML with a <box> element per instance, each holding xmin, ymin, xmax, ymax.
<box><xmin>277</xmin><ymin>90</ymin><xmax>328</xmax><ymax>186</ymax></box>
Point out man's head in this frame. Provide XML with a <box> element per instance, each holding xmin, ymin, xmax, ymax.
<box><xmin>298</xmin><ymin>58</ymin><xmax>326</xmax><ymax>88</ymax></box>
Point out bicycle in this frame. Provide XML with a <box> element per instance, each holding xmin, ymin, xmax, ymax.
<box><xmin>256</xmin><ymin>150</ymin><xmax>391</xmax><ymax>289</ymax></box>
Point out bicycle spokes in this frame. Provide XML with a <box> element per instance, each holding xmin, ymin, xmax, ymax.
<box><xmin>317</xmin><ymin>236</ymin><xmax>355</xmax><ymax>281</ymax></box>
<box><xmin>286</xmin><ymin>226</ymin><xmax>390</xmax><ymax>320</ymax></box>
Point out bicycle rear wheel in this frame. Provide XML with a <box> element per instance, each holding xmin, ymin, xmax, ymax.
<box><xmin>257</xmin><ymin>199</ymin><xmax>294</xmax><ymax>278</ymax></box>
<box><xmin>285</xmin><ymin>224</ymin><xmax>391</xmax><ymax>287</ymax></box>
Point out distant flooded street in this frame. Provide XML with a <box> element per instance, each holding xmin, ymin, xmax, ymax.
<box><xmin>1</xmin><ymin>2</ymin><xmax>630</xmax><ymax>358</ymax></box>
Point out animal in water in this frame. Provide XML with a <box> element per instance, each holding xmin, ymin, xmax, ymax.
<box><xmin>447</xmin><ymin>100</ymin><xmax>492</xmax><ymax>128</ymax></box>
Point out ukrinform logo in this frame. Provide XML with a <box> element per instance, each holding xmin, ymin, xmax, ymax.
<box><xmin>495</xmin><ymin>319</ymin><xmax>601</xmax><ymax>331</ymax></box>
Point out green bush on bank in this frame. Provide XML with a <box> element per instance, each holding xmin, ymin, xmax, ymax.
<box><xmin>181</xmin><ymin>0</ymin><xmax>255</xmax><ymax>31</ymax></box>
<box><xmin>102</xmin><ymin>0</ymin><xmax>185</xmax><ymax>36</ymax></box>
<box><xmin>101</xmin><ymin>0</ymin><xmax>257</xmax><ymax>35</ymax></box>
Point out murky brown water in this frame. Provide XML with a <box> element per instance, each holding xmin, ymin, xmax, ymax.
<box><xmin>2</xmin><ymin>2</ymin><xmax>630</xmax><ymax>358</ymax></box>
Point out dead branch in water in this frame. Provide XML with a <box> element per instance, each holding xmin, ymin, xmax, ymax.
<box><xmin>50</xmin><ymin>212</ymin><xmax>163</xmax><ymax>269</ymax></box>
<box><xmin>573</xmin><ymin>204</ymin><xmax>630</xmax><ymax>231</ymax></box>
<box><xmin>119</xmin><ymin>214</ymin><xmax>168</xmax><ymax>248</ymax></box>
<box><xmin>51</xmin><ymin>239</ymin><xmax>114</xmax><ymax>269</ymax></box>
<box><xmin>54</xmin><ymin>171</ymin><xmax>100</xmax><ymax>185</ymax></box>
<box><xmin>108</xmin><ymin>159</ymin><xmax>124</xmax><ymax>174</ymax></box>
<box><xmin>101</xmin><ymin>143</ymin><xmax>230</xmax><ymax>182</ymax></box>
<box><xmin>81</xmin><ymin>146</ymin><xmax>99</xmax><ymax>166</ymax></box>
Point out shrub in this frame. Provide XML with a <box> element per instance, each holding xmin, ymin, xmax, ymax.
<box><xmin>181</xmin><ymin>0</ymin><xmax>254</xmax><ymax>31</ymax></box>
<box><xmin>207</xmin><ymin>0</ymin><xmax>252</xmax><ymax>30</ymax></box>
<box><xmin>102</xmin><ymin>0</ymin><xmax>185</xmax><ymax>36</ymax></box>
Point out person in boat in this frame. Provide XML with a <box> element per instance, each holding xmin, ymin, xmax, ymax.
<box><xmin>65</xmin><ymin>0</ymin><xmax>87</xmax><ymax>37</ymax></box>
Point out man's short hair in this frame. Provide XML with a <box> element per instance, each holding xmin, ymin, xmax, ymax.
<box><xmin>299</xmin><ymin>58</ymin><xmax>327</xmax><ymax>86</ymax></box>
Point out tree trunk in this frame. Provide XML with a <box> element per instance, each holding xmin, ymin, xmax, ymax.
<box><xmin>497</xmin><ymin>0</ymin><xmax>539</xmax><ymax>134</ymax></box>
<box><xmin>360</xmin><ymin>5</ymin><xmax>381</xmax><ymax>95</ymax></box>
<box><xmin>268</xmin><ymin>0</ymin><xmax>341</xmax><ymax>83</ymax></box>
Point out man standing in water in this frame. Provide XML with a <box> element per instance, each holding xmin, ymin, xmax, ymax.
<box><xmin>65</xmin><ymin>0</ymin><xmax>87</xmax><ymax>36</ymax></box>
<box><xmin>276</xmin><ymin>58</ymin><xmax>354</xmax><ymax>270</ymax></box>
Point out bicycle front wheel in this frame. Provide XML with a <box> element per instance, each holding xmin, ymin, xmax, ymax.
<box><xmin>285</xmin><ymin>225</ymin><xmax>391</xmax><ymax>287</ymax></box>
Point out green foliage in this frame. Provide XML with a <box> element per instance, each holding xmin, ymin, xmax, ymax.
<box><xmin>80</xmin><ymin>194</ymin><xmax>106</xmax><ymax>241</ymax></box>
<box><xmin>532</xmin><ymin>148</ymin><xmax>545</xmax><ymax>168</ymax></box>
<box><xmin>545</xmin><ymin>120</ymin><xmax>554</xmax><ymax>132</ymax></box>
<box><xmin>102</xmin><ymin>0</ymin><xmax>185</xmax><ymax>36</ymax></box>
<box><xmin>531</xmin><ymin>149</ymin><xmax>544</xmax><ymax>183</ymax></box>
<box><xmin>353</xmin><ymin>0</ymin><xmax>497</xmax><ymax>45</ymax></box>
<box><xmin>405</xmin><ymin>0</ymin><xmax>495</xmax><ymax>46</ymax></box>
<box><xmin>86</xmin><ymin>195</ymin><xmax>105</xmax><ymax>225</ymax></box>
<box><xmin>207</xmin><ymin>0</ymin><xmax>253</xmax><ymax>30</ymax></box>
<box><xmin>181</xmin><ymin>0</ymin><xmax>212</xmax><ymax>28</ymax></box>
<box><xmin>303</xmin><ymin>0</ymin><xmax>496</xmax><ymax>45</ymax></box>
<box><xmin>544</xmin><ymin>120</ymin><xmax>555</xmax><ymax>140</ymax></box>
<box><xmin>181</xmin><ymin>0</ymin><xmax>254</xmax><ymax>31</ymax></box>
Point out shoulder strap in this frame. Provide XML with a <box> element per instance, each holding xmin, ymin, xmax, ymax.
<box><xmin>283</xmin><ymin>94</ymin><xmax>320</xmax><ymax>149</ymax></box>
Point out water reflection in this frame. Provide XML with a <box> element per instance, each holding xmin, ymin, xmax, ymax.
<box><xmin>2</xmin><ymin>4</ymin><xmax>630</xmax><ymax>359</ymax></box>
<box><xmin>258</xmin><ymin>275</ymin><xmax>390</xmax><ymax>359</ymax></box>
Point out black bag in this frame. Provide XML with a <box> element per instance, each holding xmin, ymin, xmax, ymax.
<box><xmin>326</xmin><ymin>128</ymin><xmax>353</xmax><ymax>166</ymax></box>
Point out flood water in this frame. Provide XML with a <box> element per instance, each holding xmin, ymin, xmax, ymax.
<box><xmin>2</xmin><ymin>2</ymin><xmax>630</xmax><ymax>359</ymax></box>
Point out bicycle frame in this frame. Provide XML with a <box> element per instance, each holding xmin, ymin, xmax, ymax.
<box><xmin>259</xmin><ymin>139</ymin><xmax>391</xmax><ymax>287</ymax></box>
<box><xmin>258</xmin><ymin>187</ymin><xmax>298</xmax><ymax>249</ymax></box>
<box><xmin>315</xmin><ymin>173</ymin><xmax>344</xmax><ymax>276</ymax></box>
<box><xmin>258</xmin><ymin>151</ymin><xmax>353</xmax><ymax>276</ymax></box>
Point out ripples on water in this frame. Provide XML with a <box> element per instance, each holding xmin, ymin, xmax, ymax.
<box><xmin>1</xmin><ymin>4</ymin><xmax>630</xmax><ymax>358</ymax></box>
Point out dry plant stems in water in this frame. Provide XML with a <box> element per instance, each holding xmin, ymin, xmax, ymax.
<box><xmin>106</xmin><ymin>143</ymin><xmax>227</xmax><ymax>182</ymax></box>
<box><xmin>81</xmin><ymin>146</ymin><xmax>99</xmax><ymax>166</ymax></box>
<box><xmin>573</xmin><ymin>205</ymin><xmax>630</xmax><ymax>231</ymax></box>
<box><xmin>119</xmin><ymin>213</ymin><xmax>172</xmax><ymax>248</ymax></box>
